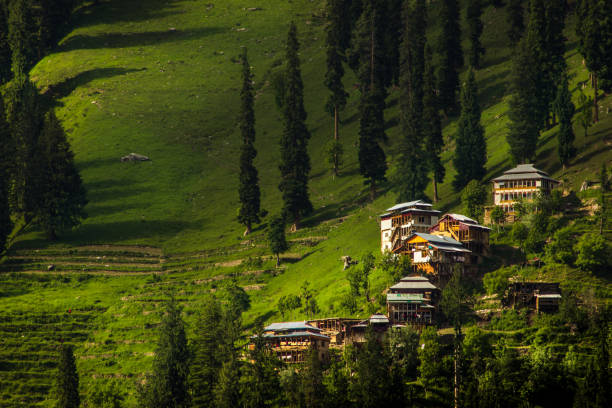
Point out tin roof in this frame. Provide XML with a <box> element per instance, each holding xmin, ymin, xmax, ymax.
<box><xmin>535</xmin><ymin>293</ymin><xmax>562</xmax><ymax>299</ymax></box>
<box><xmin>390</xmin><ymin>281</ymin><xmax>438</xmax><ymax>290</ymax></box>
<box><xmin>261</xmin><ymin>331</ymin><xmax>331</xmax><ymax>340</ymax></box>
<box><xmin>369</xmin><ymin>314</ymin><xmax>390</xmax><ymax>324</ymax></box>
<box><xmin>264</xmin><ymin>321</ymin><xmax>322</xmax><ymax>332</ymax></box>
<box><xmin>491</xmin><ymin>164</ymin><xmax>559</xmax><ymax>183</ymax></box>
<box><xmin>399</xmin><ymin>276</ymin><xmax>431</xmax><ymax>282</ymax></box>
<box><xmin>386</xmin><ymin>200</ymin><xmax>432</xmax><ymax>212</ymax></box>
<box><xmin>386</xmin><ymin>293</ymin><xmax>427</xmax><ymax>303</ymax></box>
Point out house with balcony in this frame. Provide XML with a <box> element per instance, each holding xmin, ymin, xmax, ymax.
<box><xmin>386</xmin><ymin>276</ymin><xmax>440</xmax><ymax>326</ymax></box>
<box><xmin>379</xmin><ymin>200</ymin><xmax>441</xmax><ymax>253</ymax></box>
<box><xmin>488</xmin><ymin>164</ymin><xmax>560</xmax><ymax>222</ymax></box>
<box><xmin>251</xmin><ymin>321</ymin><xmax>330</xmax><ymax>363</ymax></box>
<box><xmin>392</xmin><ymin>232</ymin><xmax>471</xmax><ymax>281</ymax></box>
<box><xmin>429</xmin><ymin>213</ymin><xmax>490</xmax><ymax>262</ymax></box>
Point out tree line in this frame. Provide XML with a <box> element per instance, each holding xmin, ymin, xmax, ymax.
<box><xmin>52</xmin><ymin>277</ymin><xmax>611</xmax><ymax>408</ymax></box>
<box><xmin>0</xmin><ymin>0</ymin><xmax>87</xmax><ymax>252</ymax></box>
<box><xmin>238</xmin><ymin>0</ymin><xmax>612</xmax><ymax>239</ymax></box>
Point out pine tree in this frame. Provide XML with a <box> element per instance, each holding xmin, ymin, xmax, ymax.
<box><xmin>190</xmin><ymin>296</ymin><xmax>224</xmax><ymax>408</ymax></box>
<box><xmin>506</xmin><ymin>0</ymin><xmax>525</xmax><ymax>47</ymax></box>
<box><xmin>0</xmin><ymin>94</ymin><xmax>12</xmax><ymax>253</ymax></box>
<box><xmin>353</xmin><ymin>328</ymin><xmax>391</xmax><ymax>407</ymax></box>
<box><xmin>552</xmin><ymin>76</ymin><xmax>576</xmax><ymax>168</ymax></box>
<box><xmin>268</xmin><ymin>215</ymin><xmax>288</xmax><ymax>267</ymax></box>
<box><xmin>324</xmin><ymin>0</ymin><xmax>349</xmax><ymax>176</ymax></box>
<box><xmin>396</xmin><ymin>0</ymin><xmax>429</xmax><ymax>202</ymax></box>
<box><xmin>4</xmin><ymin>73</ymin><xmax>43</xmax><ymax>222</ymax></box>
<box><xmin>240</xmin><ymin>329</ymin><xmax>280</xmax><ymax>408</ymax></box>
<box><xmin>453</xmin><ymin>70</ymin><xmax>486</xmax><ymax>190</ymax></box>
<box><xmin>139</xmin><ymin>297</ymin><xmax>190</xmax><ymax>408</ymax></box>
<box><xmin>507</xmin><ymin>37</ymin><xmax>540</xmax><ymax>163</ymax></box>
<box><xmin>437</xmin><ymin>0</ymin><xmax>463</xmax><ymax>113</ymax></box>
<box><xmin>466</xmin><ymin>0</ymin><xmax>485</xmax><ymax>69</ymax></box>
<box><xmin>55</xmin><ymin>344</ymin><xmax>80</xmax><ymax>408</ymax></box>
<box><xmin>0</xmin><ymin>1</ymin><xmax>12</xmax><ymax>84</ymax></box>
<box><xmin>214</xmin><ymin>359</ymin><xmax>241</xmax><ymax>408</ymax></box>
<box><xmin>300</xmin><ymin>347</ymin><xmax>327</xmax><ymax>408</ymax></box>
<box><xmin>278</xmin><ymin>22</ymin><xmax>312</xmax><ymax>231</ymax></box>
<box><xmin>423</xmin><ymin>45</ymin><xmax>445</xmax><ymax>203</ymax></box>
<box><xmin>237</xmin><ymin>48</ymin><xmax>261</xmax><ymax>235</ymax></box>
<box><xmin>358</xmin><ymin>88</ymin><xmax>387</xmax><ymax>200</ymax></box>
<box><xmin>35</xmin><ymin>111</ymin><xmax>87</xmax><ymax>239</ymax></box>
<box><xmin>7</xmin><ymin>0</ymin><xmax>36</xmax><ymax>74</ymax></box>
<box><xmin>576</xmin><ymin>0</ymin><xmax>612</xmax><ymax>123</ymax></box>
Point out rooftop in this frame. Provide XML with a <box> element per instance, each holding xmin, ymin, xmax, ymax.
<box><xmin>386</xmin><ymin>293</ymin><xmax>428</xmax><ymax>303</ymax></box>
<box><xmin>408</xmin><ymin>233</ymin><xmax>472</xmax><ymax>253</ymax></box>
<box><xmin>440</xmin><ymin>214</ymin><xmax>491</xmax><ymax>230</ymax></box>
<box><xmin>492</xmin><ymin>164</ymin><xmax>559</xmax><ymax>183</ymax></box>
<box><xmin>369</xmin><ymin>314</ymin><xmax>390</xmax><ymax>324</ymax></box>
<box><xmin>264</xmin><ymin>321</ymin><xmax>322</xmax><ymax>333</ymax></box>
<box><xmin>261</xmin><ymin>331</ymin><xmax>331</xmax><ymax>340</ymax></box>
<box><xmin>390</xmin><ymin>281</ymin><xmax>438</xmax><ymax>291</ymax></box>
<box><xmin>399</xmin><ymin>276</ymin><xmax>431</xmax><ymax>282</ymax></box>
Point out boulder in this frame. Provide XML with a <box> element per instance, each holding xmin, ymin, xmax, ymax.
<box><xmin>121</xmin><ymin>153</ymin><xmax>150</xmax><ymax>162</ymax></box>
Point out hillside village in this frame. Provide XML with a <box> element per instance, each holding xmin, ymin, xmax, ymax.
<box><xmin>256</xmin><ymin>164</ymin><xmax>564</xmax><ymax>365</ymax></box>
<box><xmin>0</xmin><ymin>0</ymin><xmax>610</xmax><ymax>407</ymax></box>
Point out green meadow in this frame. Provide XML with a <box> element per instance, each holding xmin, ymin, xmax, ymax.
<box><xmin>0</xmin><ymin>0</ymin><xmax>610</xmax><ymax>406</ymax></box>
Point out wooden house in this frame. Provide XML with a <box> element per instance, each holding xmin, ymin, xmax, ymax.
<box><xmin>380</xmin><ymin>201</ymin><xmax>441</xmax><ymax>253</ymax></box>
<box><xmin>387</xmin><ymin>276</ymin><xmax>440</xmax><ymax>327</ymax></box>
<box><xmin>306</xmin><ymin>317</ymin><xmax>361</xmax><ymax>345</ymax></box>
<box><xmin>429</xmin><ymin>213</ymin><xmax>490</xmax><ymax>261</ymax></box>
<box><xmin>344</xmin><ymin>314</ymin><xmax>390</xmax><ymax>345</ymax></box>
<box><xmin>488</xmin><ymin>164</ymin><xmax>560</xmax><ymax>222</ymax></box>
<box><xmin>503</xmin><ymin>282</ymin><xmax>562</xmax><ymax>313</ymax></box>
<box><xmin>392</xmin><ymin>232</ymin><xmax>471</xmax><ymax>280</ymax></box>
<box><xmin>253</xmin><ymin>321</ymin><xmax>330</xmax><ymax>363</ymax></box>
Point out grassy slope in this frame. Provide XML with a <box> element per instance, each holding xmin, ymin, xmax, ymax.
<box><xmin>0</xmin><ymin>0</ymin><xmax>611</xmax><ymax>406</ymax></box>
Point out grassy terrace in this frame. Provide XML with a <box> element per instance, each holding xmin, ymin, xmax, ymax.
<box><xmin>0</xmin><ymin>0</ymin><xmax>610</xmax><ymax>406</ymax></box>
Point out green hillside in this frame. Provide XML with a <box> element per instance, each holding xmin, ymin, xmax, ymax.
<box><xmin>0</xmin><ymin>0</ymin><xmax>611</xmax><ymax>406</ymax></box>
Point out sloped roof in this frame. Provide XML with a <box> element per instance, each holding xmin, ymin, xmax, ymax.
<box><xmin>440</xmin><ymin>214</ymin><xmax>491</xmax><ymax>230</ymax></box>
<box><xmin>369</xmin><ymin>314</ymin><xmax>390</xmax><ymax>324</ymax></box>
<box><xmin>264</xmin><ymin>321</ymin><xmax>321</xmax><ymax>332</ymax></box>
<box><xmin>400</xmin><ymin>276</ymin><xmax>431</xmax><ymax>282</ymax></box>
<box><xmin>386</xmin><ymin>293</ymin><xmax>427</xmax><ymax>303</ymax></box>
<box><xmin>492</xmin><ymin>164</ymin><xmax>559</xmax><ymax>183</ymax></box>
<box><xmin>386</xmin><ymin>200</ymin><xmax>432</xmax><ymax>212</ymax></box>
<box><xmin>390</xmin><ymin>281</ymin><xmax>438</xmax><ymax>290</ymax></box>
<box><xmin>261</xmin><ymin>331</ymin><xmax>331</xmax><ymax>340</ymax></box>
<box><xmin>408</xmin><ymin>233</ymin><xmax>471</xmax><ymax>253</ymax></box>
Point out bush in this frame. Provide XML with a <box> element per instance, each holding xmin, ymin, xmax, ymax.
<box><xmin>574</xmin><ymin>233</ymin><xmax>609</xmax><ymax>272</ymax></box>
<box><xmin>488</xmin><ymin>309</ymin><xmax>528</xmax><ymax>331</ymax></box>
<box><xmin>483</xmin><ymin>267</ymin><xmax>516</xmax><ymax>296</ymax></box>
<box><xmin>545</xmin><ymin>226</ymin><xmax>576</xmax><ymax>265</ymax></box>
<box><xmin>510</xmin><ymin>222</ymin><xmax>528</xmax><ymax>249</ymax></box>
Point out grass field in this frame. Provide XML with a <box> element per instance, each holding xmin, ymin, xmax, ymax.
<box><xmin>0</xmin><ymin>0</ymin><xmax>611</xmax><ymax>406</ymax></box>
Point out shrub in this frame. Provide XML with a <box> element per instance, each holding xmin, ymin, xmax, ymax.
<box><xmin>545</xmin><ymin>226</ymin><xmax>576</xmax><ymax>265</ymax></box>
<box><xmin>483</xmin><ymin>267</ymin><xmax>516</xmax><ymax>296</ymax></box>
<box><xmin>488</xmin><ymin>309</ymin><xmax>528</xmax><ymax>331</ymax></box>
<box><xmin>574</xmin><ymin>233</ymin><xmax>609</xmax><ymax>272</ymax></box>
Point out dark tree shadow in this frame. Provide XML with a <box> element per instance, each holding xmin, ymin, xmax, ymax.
<box><xmin>59</xmin><ymin>27</ymin><xmax>224</xmax><ymax>52</ymax></box>
<box><xmin>43</xmin><ymin>68</ymin><xmax>147</xmax><ymax>101</ymax></box>
<box><xmin>70</xmin><ymin>0</ymin><xmax>185</xmax><ymax>29</ymax></box>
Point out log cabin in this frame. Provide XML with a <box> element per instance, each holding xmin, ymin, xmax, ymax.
<box><xmin>429</xmin><ymin>213</ymin><xmax>490</xmax><ymax>262</ymax></box>
<box><xmin>252</xmin><ymin>321</ymin><xmax>330</xmax><ymax>363</ymax></box>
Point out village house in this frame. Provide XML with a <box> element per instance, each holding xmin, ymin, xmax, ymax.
<box><xmin>252</xmin><ymin>321</ymin><xmax>330</xmax><ymax>363</ymax></box>
<box><xmin>306</xmin><ymin>317</ymin><xmax>361</xmax><ymax>345</ymax></box>
<box><xmin>488</xmin><ymin>164</ymin><xmax>560</xmax><ymax>222</ymax></box>
<box><xmin>386</xmin><ymin>276</ymin><xmax>440</xmax><ymax>327</ymax></box>
<box><xmin>380</xmin><ymin>200</ymin><xmax>441</xmax><ymax>253</ymax></box>
<box><xmin>392</xmin><ymin>232</ymin><xmax>471</xmax><ymax>281</ymax></box>
<box><xmin>343</xmin><ymin>314</ymin><xmax>390</xmax><ymax>345</ymax></box>
<box><xmin>503</xmin><ymin>282</ymin><xmax>562</xmax><ymax>313</ymax></box>
<box><xmin>429</xmin><ymin>213</ymin><xmax>490</xmax><ymax>262</ymax></box>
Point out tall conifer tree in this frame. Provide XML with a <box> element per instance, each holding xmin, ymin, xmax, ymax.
<box><xmin>423</xmin><ymin>46</ymin><xmax>445</xmax><ymax>202</ymax></box>
<box><xmin>237</xmin><ymin>48</ymin><xmax>261</xmax><ymax>236</ymax></box>
<box><xmin>4</xmin><ymin>73</ymin><xmax>43</xmax><ymax>222</ymax></box>
<box><xmin>576</xmin><ymin>0</ymin><xmax>612</xmax><ymax>123</ymax></box>
<box><xmin>466</xmin><ymin>0</ymin><xmax>485</xmax><ymax>69</ymax></box>
<box><xmin>55</xmin><ymin>344</ymin><xmax>80</xmax><ymax>408</ymax></box>
<box><xmin>506</xmin><ymin>0</ymin><xmax>525</xmax><ymax>47</ymax></box>
<box><xmin>453</xmin><ymin>70</ymin><xmax>486</xmax><ymax>190</ymax></box>
<box><xmin>139</xmin><ymin>297</ymin><xmax>190</xmax><ymax>408</ymax></box>
<box><xmin>507</xmin><ymin>37</ymin><xmax>540</xmax><ymax>163</ymax></box>
<box><xmin>35</xmin><ymin>111</ymin><xmax>87</xmax><ymax>239</ymax></box>
<box><xmin>396</xmin><ymin>0</ymin><xmax>429</xmax><ymax>202</ymax></box>
<box><xmin>190</xmin><ymin>296</ymin><xmax>224</xmax><ymax>408</ymax></box>
<box><xmin>239</xmin><ymin>330</ymin><xmax>280</xmax><ymax>408</ymax></box>
<box><xmin>437</xmin><ymin>0</ymin><xmax>463</xmax><ymax>113</ymax></box>
<box><xmin>0</xmin><ymin>1</ymin><xmax>11</xmax><ymax>84</ymax></box>
<box><xmin>324</xmin><ymin>0</ymin><xmax>349</xmax><ymax>176</ymax></box>
<box><xmin>352</xmin><ymin>0</ymin><xmax>387</xmax><ymax>200</ymax></box>
<box><xmin>0</xmin><ymin>95</ymin><xmax>12</xmax><ymax>253</ymax></box>
<box><xmin>553</xmin><ymin>76</ymin><xmax>576</xmax><ymax>169</ymax></box>
<box><xmin>279</xmin><ymin>23</ymin><xmax>312</xmax><ymax>231</ymax></box>
<box><xmin>7</xmin><ymin>0</ymin><xmax>36</xmax><ymax>74</ymax></box>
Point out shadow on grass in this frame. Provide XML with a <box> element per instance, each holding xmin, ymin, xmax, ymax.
<box><xmin>479</xmin><ymin>68</ymin><xmax>510</xmax><ymax>109</ymax></box>
<box><xmin>72</xmin><ymin>0</ymin><xmax>184</xmax><ymax>29</ymax></box>
<box><xmin>59</xmin><ymin>27</ymin><xmax>225</xmax><ymax>52</ymax></box>
<box><xmin>44</xmin><ymin>68</ymin><xmax>147</xmax><ymax>101</ymax></box>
